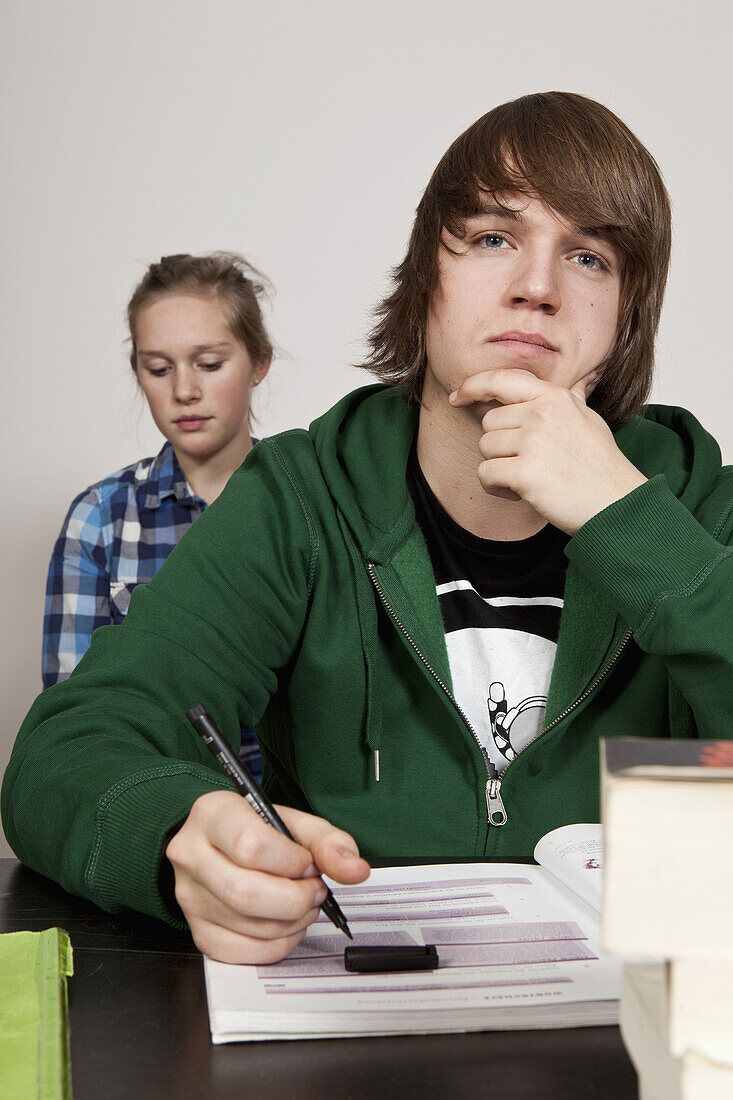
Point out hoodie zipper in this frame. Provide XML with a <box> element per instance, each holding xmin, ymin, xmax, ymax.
<box><xmin>540</xmin><ymin>627</ymin><xmax>633</xmax><ymax>737</ymax></box>
<box><xmin>368</xmin><ymin>564</ymin><xmax>507</xmax><ymax>827</ymax></box>
<box><xmin>488</xmin><ymin>626</ymin><xmax>634</xmax><ymax>807</ymax></box>
<box><xmin>369</xmin><ymin>562</ymin><xmax>634</xmax><ymax>831</ymax></box>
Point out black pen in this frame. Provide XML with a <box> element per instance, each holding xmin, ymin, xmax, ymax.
<box><xmin>187</xmin><ymin>704</ymin><xmax>352</xmax><ymax>940</ymax></box>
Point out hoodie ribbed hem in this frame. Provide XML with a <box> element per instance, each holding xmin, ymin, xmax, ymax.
<box><xmin>566</xmin><ymin>475</ymin><xmax>732</xmax><ymax>637</ymax></box>
<box><xmin>84</xmin><ymin>765</ymin><xmax>230</xmax><ymax>927</ymax></box>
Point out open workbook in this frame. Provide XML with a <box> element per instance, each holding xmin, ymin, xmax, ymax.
<box><xmin>204</xmin><ymin>823</ymin><xmax>619</xmax><ymax>1042</ymax></box>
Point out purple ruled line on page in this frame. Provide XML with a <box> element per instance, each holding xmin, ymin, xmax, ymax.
<box><xmin>436</xmin><ymin>939</ymin><xmax>596</xmax><ymax>968</ymax></box>
<box><xmin>420</xmin><ymin>921</ymin><xmax>586</xmax><ymax>946</ymax></box>
<box><xmin>333</xmin><ymin>878</ymin><xmax>531</xmax><ymax>897</ymax></box>
<box><xmin>331</xmin><ymin>890</ymin><xmax>497</xmax><ymax>908</ymax></box>
<box><xmin>288</xmin><ymin>930</ymin><xmax>418</xmax><ymax>960</ymax></box>
<box><xmin>257</xmin><ymin>938</ymin><xmax>595</xmax><ymax>980</ymax></box>
<box><xmin>263</xmin><ymin>975</ymin><xmax>574</xmax><ymax>995</ymax></box>
<box><xmin>314</xmin><ymin>904</ymin><xmax>507</xmax><ymax>923</ymax></box>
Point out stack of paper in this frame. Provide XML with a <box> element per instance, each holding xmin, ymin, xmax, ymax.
<box><xmin>205</xmin><ymin>828</ymin><xmax>622</xmax><ymax>1043</ymax></box>
<box><xmin>602</xmin><ymin>738</ymin><xmax>733</xmax><ymax>1099</ymax></box>
<box><xmin>620</xmin><ymin>964</ymin><xmax>732</xmax><ymax>1100</ymax></box>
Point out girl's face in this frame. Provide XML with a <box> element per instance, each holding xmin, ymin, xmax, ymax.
<box><xmin>135</xmin><ymin>292</ymin><xmax>270</xmax><ymax>464</ymax></box>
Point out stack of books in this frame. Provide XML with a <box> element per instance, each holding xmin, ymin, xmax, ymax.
<box><xmin>601</xmin><ymin>738</ymin><xmax>733</xmax><ymax>1100</ymax></box>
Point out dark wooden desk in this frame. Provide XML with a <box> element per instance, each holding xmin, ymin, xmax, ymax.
<box><xmin>0</xmin><ymin>858</ymin><xmax>639</xmax><ymax>1099</ymax></box>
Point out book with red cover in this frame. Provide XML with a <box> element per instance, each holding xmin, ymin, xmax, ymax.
<box><xmin>604</xmin><ymin>738</ymin><xmax>733</xmax><ymax>778</ymax></box>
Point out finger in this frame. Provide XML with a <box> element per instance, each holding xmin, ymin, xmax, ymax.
<box><xmin>478</xmin><ymin>457</ymin><xmax>521</xmax><ymax>497</ymax></box>
<box><xmin>191</xmin><ymin>916</ymin><xmax>310</xmax><ymax>965</ymax></box>
<box><xmin>449</xmin><ymin>368</ymin><xmax>542</xmax><ymax>408</ymax></box>
<box><xmin>182</xmin><ymin>871</ymin><xmax>324</xmax><ymax>938</ymax></box>
<box><xmin>178</xmin><ymin>845</ymin><xmax>330</xmax><ymax>923</ymax></box>
<box><xmin>183</xmin><ymin>867</ymin><xmax>325</xmax><ymax>939</ymax></box>
<box><xmin>211</xmin><ymin>905</ymin><xmax>323</xmax><ymax>943</ymax></box>
<box><xmin>484</xmin><ymin>486</ymin><xmax>523</xmax><ymax>502</ymax></box>
<box><xmin>199</xmin><ymin>793</ymin><xmax>316</xmax><ymax>879</ymax></box>
<box><xmin>481</xmin><ymin>402</ymin><xmax>524</xmax><ymax>433</ymax></box>
<box><xmin>479</xmin><ymin>428</ymin><xmax>521</xmax><ymax>461</ymax></box>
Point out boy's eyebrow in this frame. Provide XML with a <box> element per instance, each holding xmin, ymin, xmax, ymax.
<box><xmin>472</xmin><ymin>201</ymin><xmax>523</xmax><ymax>222</ymax></box>
<box><xmin>574</xmin><ymin>225</ymin><xmax>613</xmax><ymax>243</ymax></box>
<box><xmin>469</xmin><ymin>202</ymin><xmax>615</xmax><ymax>248</ymax></box>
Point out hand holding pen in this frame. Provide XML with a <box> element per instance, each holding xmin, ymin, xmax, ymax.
<box><xmin>164</xmin><ymin>706</ymin><xmax>370</xmax><ymax>964</ymax></box>
<box><xmin>187</xmin><ymin>704</ymin><xmax>352</xmax><ymax>939</ymax></box>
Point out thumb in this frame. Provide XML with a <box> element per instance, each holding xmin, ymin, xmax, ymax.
<box><xmin>280</xmin><ymin>806</ymin><xmax>371</xmax><ymax>885</ymax></box>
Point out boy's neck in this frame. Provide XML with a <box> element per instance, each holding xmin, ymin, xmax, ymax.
<box><xmin>416</xmin><ymin>374</ymin><xmax>547</xmax><ymax>543</ymax></box>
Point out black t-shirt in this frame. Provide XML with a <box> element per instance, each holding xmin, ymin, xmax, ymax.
<box><xmin>406</xmin><ymin>445</ymin><xmax>569</xmax><ymax>774</ymax></box>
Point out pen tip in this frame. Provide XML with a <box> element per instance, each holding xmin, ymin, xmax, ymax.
<box><xmin>345</xmin><ymin>926</ymin><xmax>353</xmax><ymax>940</ymax></box>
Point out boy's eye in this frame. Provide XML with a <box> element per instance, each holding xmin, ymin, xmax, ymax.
<box><xmin>479</xmin><ymin>234</ymin><xmax>509</xmax><ymax>249</ymax></box>
<box><xmin>574</xmin><ymin>252</ymin><xmax>605</xmax><ymax>271</ymax></box>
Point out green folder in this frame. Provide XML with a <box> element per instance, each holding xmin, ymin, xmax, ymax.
<box><xmin>1</xmin><ymin>928</ymin><xmax>73</xmax><ymax>1100</ymax></box>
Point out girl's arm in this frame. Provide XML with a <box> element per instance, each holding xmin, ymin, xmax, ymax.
<box><xmin>42</xmin><ymin>489</ymin><xmax>112</xmax><ymax>688</ymax></box>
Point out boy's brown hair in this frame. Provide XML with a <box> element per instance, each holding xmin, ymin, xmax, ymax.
<box><xmin>361</xmin><ymin>92</ymin><xmax>672</xmax><ymax>431</ymax></box>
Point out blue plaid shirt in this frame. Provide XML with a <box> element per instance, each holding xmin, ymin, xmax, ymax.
<box><xmin>43</xmin><ymin>440</ymin><xmax>263</xmax><ymax>779</ymax></box>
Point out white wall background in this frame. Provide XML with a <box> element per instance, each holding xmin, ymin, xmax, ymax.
<box><xmin>2</xmin><ymin>0</ymin><xmax>731</xmax><ymax>854</ymax></box>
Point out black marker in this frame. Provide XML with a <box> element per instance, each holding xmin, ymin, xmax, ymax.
<box><xmin>187</xmin><ymin>704</ymin><xmax>352</xmax><ymax>940</ymax></box>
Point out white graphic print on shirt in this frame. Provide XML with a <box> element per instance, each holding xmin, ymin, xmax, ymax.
<box><xmin>437</xmin><ymin>583</ymin><xmax>563</xmax><ymax>774</ymax></box>
<box><xmin>405</xmin><ymin>444</ymin><xmax>568</xmax><ymax>778</ymax></box>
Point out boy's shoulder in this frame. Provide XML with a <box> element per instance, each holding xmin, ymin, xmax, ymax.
<box><xmin>619</xmin><ymin>404</ymin><xmax>733</xmax><ymax>534</ymax></box>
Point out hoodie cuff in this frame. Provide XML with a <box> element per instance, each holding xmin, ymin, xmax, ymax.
<box><xmin>566</xmin><ymin>475</ymin><xmax>730</xmax><ymax>635</ymax></box>
<box><xmin>84</xmin><ymin>765</ymin><xmax>230</xmax><ymax>927</ymax></box>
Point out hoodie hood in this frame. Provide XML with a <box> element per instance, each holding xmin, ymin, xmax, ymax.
<box><xmin>309</xmin><ymin>385</ymin><xmax>420</xmax><ymax>562</ymax></box>
<box><xmin>615</xmin><ymin>404</ymin><xmax>726</xmax><ymax>527</ymax></box>
<box><xmin>310</xmin><ymin>384</ymin><xmax>728</xmax><ymax>548</ymax></box>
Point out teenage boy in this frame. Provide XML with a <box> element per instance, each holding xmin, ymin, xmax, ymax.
<box><xmin>4</xmin><ymin>93</ymin><xmax>733</xmax><ymax>966</ymax></box>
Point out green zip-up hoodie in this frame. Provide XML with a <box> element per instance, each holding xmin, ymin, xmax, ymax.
<box><xmin>3</xmin><ymin>385</ymin><xmax>733</xmax><ymax>926</ymax></box>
